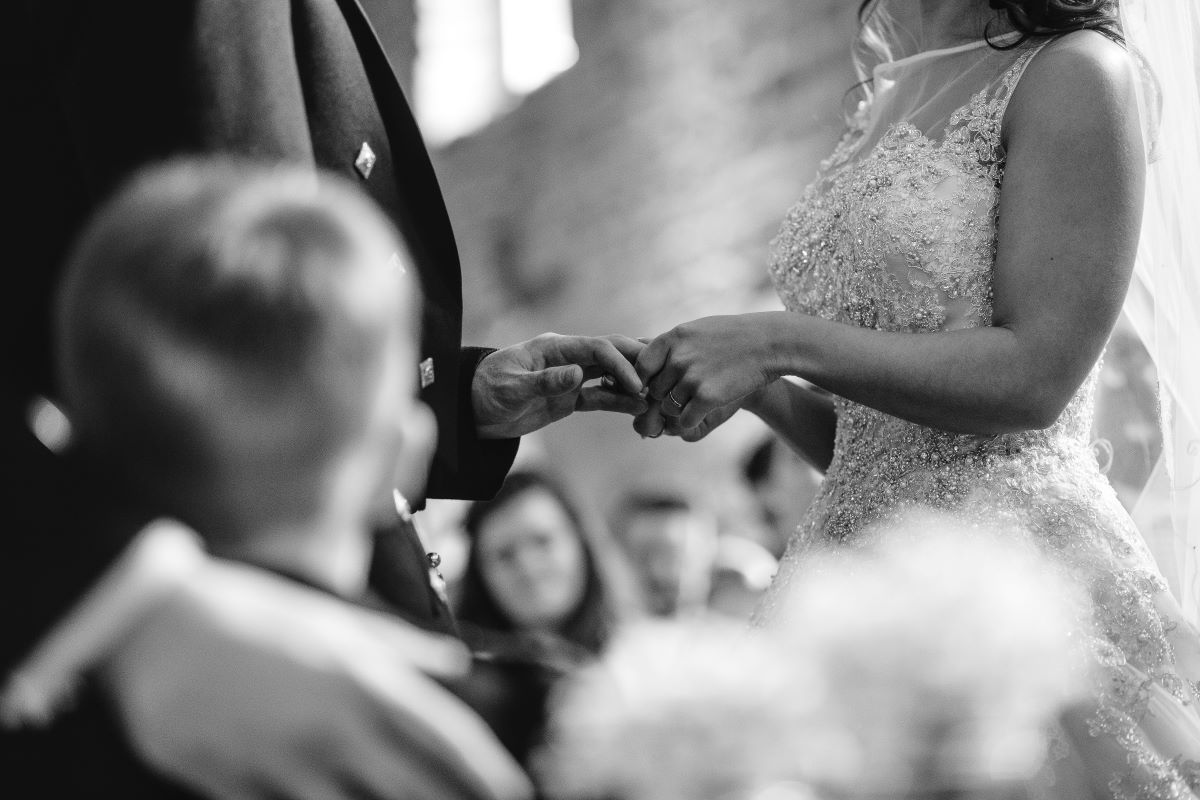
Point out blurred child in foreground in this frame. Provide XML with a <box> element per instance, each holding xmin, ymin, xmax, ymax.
<box><xmin>58</xmin><ymin>160</ymin><xmax>436</xmax><ymax>598</ymax></box>
<box><xmin>47</xmin><ymin>159</ymin><xmax>515</xmax><ymax>796</ymax></box>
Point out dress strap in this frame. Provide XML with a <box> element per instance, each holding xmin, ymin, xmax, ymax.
<box><xmin>994</xmin><ymin>41</ymin><xmax>1054</xmax><ymax>121</ymax></box>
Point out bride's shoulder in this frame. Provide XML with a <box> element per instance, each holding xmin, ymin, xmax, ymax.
<box><xmin>1003</xmin><ymin>29</ymin><xmax>1140</xmax><ymax>144</ymax></box>
<box><xmin>1029</xmin><ymin>27</ymin><xmax>1132</xmax><ymax>77</ymax></box>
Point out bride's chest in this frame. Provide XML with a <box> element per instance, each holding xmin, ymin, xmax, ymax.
<box><xmin>769</xmin><ymin>124</ymin><xmax>1003</xmax><ymax>332</ymax></box>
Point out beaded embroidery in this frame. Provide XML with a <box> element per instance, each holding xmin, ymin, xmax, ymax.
<box><xmin>755</xmin><ymin>45</ymin><xmax>1200</xmax><ymax>799</ymax></box>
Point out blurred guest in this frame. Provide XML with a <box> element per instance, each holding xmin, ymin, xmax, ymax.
<box><xmin>459</xmin><ymin>470</ymin><xmax>631</xmax><ymax>662</ymax></box>
<box><xmin>610</xmin><ymin>491</ymin><xmax>719</xmax><ymax>618</ymax></box>
<box><xmin>741</xmin><ymin>435</ymin><xmax>822</xmax><ymax>559</ymax></box>
<box><xmin>456</xmin><ymin>469</ymin><xmax>633</xmax><ymax>765</ymax></box>
<box><xmin>20</xmin><ymin>160</ymin><xmax>526</xmax><ymax>799</ymax></box>
<box><xmin>707</xmin><ymin>535</ymin><xmax>778</xmax><ymax>620</ymax></box>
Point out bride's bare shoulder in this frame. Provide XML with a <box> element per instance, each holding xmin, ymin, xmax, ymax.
<box><xmin>1003</xmin><ymin>29</ymin><xmax>1140</xmax><ymax>149</ymax></box>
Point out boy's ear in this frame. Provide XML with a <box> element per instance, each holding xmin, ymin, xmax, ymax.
<box><xmin>383</xmin><ymin>400</ymin><xmax>437</xmax><ymax>513</ymax></box>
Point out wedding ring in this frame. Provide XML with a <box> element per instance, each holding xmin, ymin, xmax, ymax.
<box><xmin>667</xmin><ymin>389</ymin><xmax>684</xmax><ymax>409</ymax></box>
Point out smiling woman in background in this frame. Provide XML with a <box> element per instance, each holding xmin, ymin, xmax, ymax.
<box><xmin>457</xmin><ymin>469</ymin><xmax>632</xmax><ymax>663</ymax></box>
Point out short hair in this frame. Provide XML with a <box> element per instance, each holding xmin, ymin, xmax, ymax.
<box><xmin>56</xmin><ymin>158</ymin><xmax>417</xmax><ymax>538</ymax></box>
<box><xmin>619</xmin><ymin>490</ymin><xmax>693</xmax><ymax>517</ymax></box>
<box><xmin>608</xmin><ymin>489</ymin><xmax>697</xmax><ymax>544</ymax></box>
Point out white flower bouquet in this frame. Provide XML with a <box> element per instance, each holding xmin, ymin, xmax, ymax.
<box><xmin>536</xmin><ymin>510</ymin><xmax>1092</xmax><ymax>800</ymax></box>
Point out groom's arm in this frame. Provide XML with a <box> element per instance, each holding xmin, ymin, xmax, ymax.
<box><xmin>424</xmin><ymin>337</ymin><xmax>646</xmax><ymax>502</ymax></box>
<box><xmin>422</xmin><ymin>347</ymin><xmax>521</xmax><ymax>503</ymax></box>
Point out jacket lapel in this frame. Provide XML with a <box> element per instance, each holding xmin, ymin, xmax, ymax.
<box><xmin>329</xmin><ymin>0</ymin><xmax>461</xmax><ymax>284</ymax></box>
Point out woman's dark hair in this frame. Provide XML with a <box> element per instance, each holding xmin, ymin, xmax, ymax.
<box><xmin>857</xmin><ymin>0</ymin><xmax>1124</xmax><ymax>49</ymax></box>
<box><xmin>457</xmin><ymin>470</ymin><xmax>621</xmax><ymax>655</ymax></box>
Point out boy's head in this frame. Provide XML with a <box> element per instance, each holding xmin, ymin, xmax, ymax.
<box><xmin>56</xmin><ymin>159</ymin><xmax>433</xmax><ymax>547</ymax></box>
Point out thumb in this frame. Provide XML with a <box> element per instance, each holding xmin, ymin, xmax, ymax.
<box><xmin>532</xmin><ymin>364</ymin><xmax>584</xmax><ymax>397</ymax></box>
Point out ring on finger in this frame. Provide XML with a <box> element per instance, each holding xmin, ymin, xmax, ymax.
<box><xmin>667</xmin><ymin>389</ymin><xmax>684</xmax><ymax>410</ymax></box>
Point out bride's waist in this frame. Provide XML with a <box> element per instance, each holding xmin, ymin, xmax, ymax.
<box><xmin>829</xmin><ymin>404</ymin><xmax>1093</xmax><ymax>473</ymax></box>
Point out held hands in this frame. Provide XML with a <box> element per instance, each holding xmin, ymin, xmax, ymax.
<box><xmin>633</xmin><ymin>314</ymin><xmax>781</xmax><ymax>441</ymax></box>
<box><xmin>473</xmin><ymin>333</ymin><xmax>648</xmax><ymax>440</ymax></box>
<box><xmin>468</xmin><ymin>320</ymin><xmax>777</xmax><ymax>442</ymax></box>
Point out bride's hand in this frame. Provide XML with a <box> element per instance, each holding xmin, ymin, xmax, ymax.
<box><xmin>633</xmin><ymin>398</ymin><xmax>743</xmax><ymax>441</ymax></box>
<box><xmin>633</xmin><ymin>314</ymin><xmax>779</xmax><ymax>434</ymax></box>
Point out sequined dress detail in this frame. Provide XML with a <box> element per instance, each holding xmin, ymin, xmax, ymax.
<box><xmin>753</xmin><ymin>42</ymin><xmax>1200</xmax><ymax>800</ymax></box>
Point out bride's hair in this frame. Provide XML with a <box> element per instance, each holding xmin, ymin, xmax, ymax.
<box><xmin>856</xmin><ymin>0</ymin><xmax>1124</xmax><ymax>48</ymax></box>
<box><xmin>986</xmin><ymin>0</ymin><xmax>1123</xmax><ymax>47</ymax></box>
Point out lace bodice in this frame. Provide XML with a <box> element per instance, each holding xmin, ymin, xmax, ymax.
<box><xmin>765</xmin><ymin>45</ymin><xmax>1105</xmax><ymax>547</ymax></box>
<box><xmin>754</xmin><ymin>39</ymin><xmax>1200</xmax><ymax>800</ymax></box>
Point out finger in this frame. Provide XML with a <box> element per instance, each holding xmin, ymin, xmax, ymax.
<box><xmin>680</xmin><ymin>403</ymin><xmax>739</xmax><ymax>442</ymax></box>
<box><xmin>681</xmin><ymin>420</ymin><xmax>714</xmax><ymax>442</ymax></box>
<box><xmin>576</xmin><ymin>337</ymin><xmax>647</xmax><ymax>386</ymax></box>
<box><xmin>604</xmin><ymin>334</ymin><xmax>647</xmax><ymax>367</ymax></box>
<box><xmin>645</xmin><ymin>364</ymin><xmax>684</xmax><ymax>406</ymax></box>
<box><xmin>633</xmin><ymin>405</ymin><xmax>666</xmax><ymax>438</ymax></box>
<box><xmin>654</xmin><ymin>415</ymin><xmax>686</xmax><ymax>438</ymax></box>
<box><xmin>532</xmin><ymin>364</ymin><xmax>584</xmax><ymax>398</ymax></box>
<box><xmin>659</xmin><ymin>387</ymin><xmax>687</xmax><ymax>418</ymax></box>
<box><xmin>576</xmin><ymin>386</ymin><xmax>649</xmax><ymax>415</ymax></box>
<box><xmin>678</xmin><ymin>390</ymin><xmax>722</xmax><ymax>431</ymax></box>
<box><xmin>634</xmin><ymin>336</ymin><xmax>671</xmax><ymax>387</ymax></box>
<box><xmin>569</xmin><ymin>336</ymin><xmax>643</xmax><ymax>395</ymax></box>
<box><xmin>681</xmin><ymin>381</ymin><xmax>734</xmax><ymax>431</ymax></box>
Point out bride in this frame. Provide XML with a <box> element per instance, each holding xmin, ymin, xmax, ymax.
<box><xmin>633</xmin><ymin>0</ymin><xmax>1200</xmax><ymax>797</ymax></box>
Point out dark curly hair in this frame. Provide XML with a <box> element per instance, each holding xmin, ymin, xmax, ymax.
<box><xmin>857</xmin><ymin>0</ymin><xmax>1124</xmax><ymax>49</ymax></box>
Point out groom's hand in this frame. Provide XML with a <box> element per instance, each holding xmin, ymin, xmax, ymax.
<box><xmin>473</xmin><ymin>334</ymin><xmax>647</xmax><ymax>440</ymax></box>
<box><xmin>634</xmin><ymin>399</ymin><xmax>744</xmax><ymax>442</ymax></box>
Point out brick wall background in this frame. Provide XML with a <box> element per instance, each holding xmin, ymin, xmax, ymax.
<box><xmin>416</xmin><ymin>0</ymin><xmax>857</xmax><ymax>521</ymax></box>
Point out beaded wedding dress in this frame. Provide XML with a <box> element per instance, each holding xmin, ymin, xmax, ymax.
<box><xmin>751</xmin><ymin>22</ymin><xmax>1200</xmax><ymax>800</ymax></box>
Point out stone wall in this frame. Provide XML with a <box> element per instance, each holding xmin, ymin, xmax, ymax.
<box><xmin>426</xmin><ymin>0</ymin><xmax>858</xmax><ymax>519</ymax></box>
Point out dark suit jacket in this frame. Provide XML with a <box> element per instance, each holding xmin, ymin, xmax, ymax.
<box><xmin>1</xmin><ymin>0</ymin><xmax>518</xmax><ymax>674</ymax></box>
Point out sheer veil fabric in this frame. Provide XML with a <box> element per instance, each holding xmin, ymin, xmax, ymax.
<box><xmin>1119</xmin><ymin>0</ymin><xmax>1200</xmax><ymax>628</ymax></box>
<box><xmin>850</xmin><ymin>0</ymin><xmax>1200</xmax><ymax>625</ymax></box>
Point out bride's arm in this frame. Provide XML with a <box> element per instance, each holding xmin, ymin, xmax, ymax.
<box><xmin>636</xmin><ymin>33</ymin><xmax>1143</xmax><ymax>438</ymax></box>
<box><xmin>743</xmin><ymin>379</ymin><xmax>837</xmax><ymax>471</ymax></box>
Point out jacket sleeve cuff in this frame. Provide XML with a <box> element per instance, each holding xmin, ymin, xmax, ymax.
<box><xmin>424</xmin><ymin>346</ymin><xmax>518</xmax><ymax>502</ymax></box>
